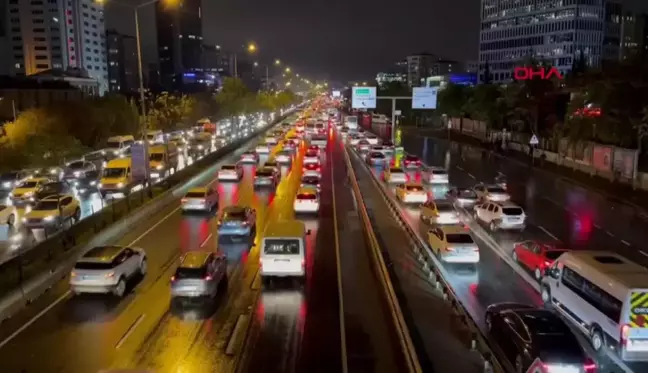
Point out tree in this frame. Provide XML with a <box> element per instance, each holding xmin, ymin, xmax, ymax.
<box><xmin>215</xmin><ymin>77</ymin><xmax>251</xmax><ymax>118</ymax></box>
<box><xmin>146</xmin><ymin>92</ymin><xmax>196</xmax><ymax>132</ymax></box>
<box><xmin>437</xmin><ymin>83</ymin><xmax>469</xmax><ymax>117</ymax></box>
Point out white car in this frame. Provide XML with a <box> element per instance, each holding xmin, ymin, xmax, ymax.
<box><xmin>0</xmin><ymin>204</ymin><xmax>17</xmax><ymax>227</ymax></box>
<box><xmin>365</xmin><ymin>135</ymin><xmax>379</xmax><ymax>145</ymax></box>
<box><xmin>427</xmin><ymin>225</ymin><xmax>479</xmax><ymax>265</ymax></box>
<box><xmin>395</xmin><ymin>183</ymin><xmax>428</xmax><ymax>204</ymax></box>
<box><xmin>70</xmin><ymin>245</ymin><xmax>147</xmax><ymax>297</ymax></box>
<box><xmin>255</xmin><ymin>143</ymin><xmax>270</xmax><ymax>154</ymax></box>
<box><xmin>240</xmin><ymin>151</ymin><xmax>259</xmax><ymax>163</ymax></box>
<box><xmin>473</xmin><ymin>184</ymin><xmax>510</xmax><ymax>202</ymax></box>
<box><xmin>182</xmin><ymin>187</ymin><xmax>219</xmax><ymax>211</ymax></box>
<box><xmin>294</xmin><ymin>188</ymin><xmax>320</xmax><ymax>213</ymax></box>
<box><xmin>22</xmin><ymin>194</ymin><xmax>81</xmax><ymax>228</ymax></box>
<box><xmin>384</xmin><ymin>167</ymin><xmax>408</xmax><ymax>183</ymax></box>
<box><xmin>276</xmin><ymin>150</ymin><xmax>293</xmax><ymax>164</ymax></box>
<box><xmin>265</xmin><ymin>136</ymin><xmax>278</xmax><ymax>145</ymax></box>
<box><xmin>474</xmin><ymin>201</ymin><xmax>526</xmax><ymax>231</ymax></box>
<box><xmin>347</xmin><ymin>135</ymin><xmax>362</xmax><ymax>146</ymax></box>
<box><xmin>421</xmin><ymin>166</ymin><xmax>449</xmax><ymax>184</ymax></box>
<box><xmin>366</xmin><ymin>151</ymin><xmax>387</xmax><ymax>166</ymax></box>
<box><xmin>302</xmin><ymin>163</ymin><xmax>322</xmax><ymax>178</ymax></box>
<box><xmin>356</xmin><ymin>139</ymin><xmax>371</xmax><ymax>153</ymax></box>
<box><xmin>10</xmin><ymin>177</ymin><xmax>50</xmax><ymax>203</ymax></box>
<box><xmin>217</xmin><ymin>164</ymin><xmax>242</xmax><ymax>181</ymax></box>
<box><xmin>420</xmin><ymin>200</ymin><xmax>460</xmax><ymax>225</ymax></box>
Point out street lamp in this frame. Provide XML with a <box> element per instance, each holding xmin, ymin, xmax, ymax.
<box><xmin>274</xmin><ymin>59</ymin><xmax>281</xmax><ymax>66</ymax></box>
<box><xmin>285</xmin><ymin>67</ymin><xmax>291</xmax><ymax>73</ymax></box>
<box><xmin>247</xmin><ymin>42</ymin><xmax>257</xmax><ymax>53</ymax></box>
<box><xmin>253</xmin><ymin>61</ymin><xmax>259</xmax><ymax>67</ymax></box>
<box><xmin>233</xmin><ymin>42</ymin><xmax>258</xmax><ymax>78</ymax></box>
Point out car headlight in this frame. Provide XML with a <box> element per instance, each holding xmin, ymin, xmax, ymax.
<box><xmin>2</xmin><ymin>181</ymin><xmax>11</xmax><ymax>188</ymax></box>
<box><xmin>156</xmin><ymin>164</ymin><xmax>164</xmax><ymax>170</ymax></box>
<box><xmin>90</xmin><ymin>181</ymin><xmax>97</xmax><ymax>186</ymax></box>
<box><xmin>24</xmin><ymin>191</ymin><xmax>34</xmax><ymax>197</ymax></box>
<box><xmin>73</xmin><ymin>171</ymin><xmax>81</xmax><ymax>177</ymax></box>
<box><xmin>117</xmin><ymin>182</ymin><xmax>124</xmax><ymax>188</ymax></box>
<box><xmin>21</xmin><ymin>217</ymin><xmax>27</xmax><ymax>223</ymax></box>
<box><xmin>97</xmin><ymin>183</ymin><xmax>103</xmax><ymax>188</ymax></box>
<box><xmin>43</xmin><ymin>215</ymin><xmax>55</xmax><ymax>222</ymax></box>
<box><xmin>50</xmin><ymin>169</ymin><xmax>58</xmax><ymax>175</ymax></box>
<box><xmin>113</xmin><ymin>150</ymin><xmax>120</xmax><ymax>155</ymax></box>
<box><xmin>198</xmin><ymin>145</ymin><xmax>204</xmax><ymax>150</ymax></box>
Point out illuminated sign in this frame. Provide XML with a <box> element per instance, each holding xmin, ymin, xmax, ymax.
<box><xmin>513</xmin><ymin>66</ymin><xmax>563</xmax><ymax>80</ymax></box>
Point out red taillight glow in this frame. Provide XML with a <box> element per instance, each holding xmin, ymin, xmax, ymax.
<box><xmin>621</xmin><ymin>323</ymin><xmax>630</xmax><ymax>346</ymax></box>
<box><xmin>301</xmin><ymin>259</ymin><xmax>305</xmax><ymax>267</ymax></box>
<box><xmin>584</xmin><ymin>357</ymin><xmax>597</xmax><ymax>373</ymax></box>
<box><xmin>181</xmin><ymin>198</ymin><xmax>188</xmax><ymax>203</ymax></box>
<box><xmin>171</xmin><ymin>276</ymin><xmax>176</xmax><ymax>281</ymax></box>
<box><xmin>205</xmin><ymin>275</ymin><xmax>213</xmax><ymax>281</ymax></box>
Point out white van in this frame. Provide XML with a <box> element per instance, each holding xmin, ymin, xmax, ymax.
<box><xmin>105</xmin><ymin>135</ymin><xmax>135</xmax><ymax>157</ymax></box>
<box><xmin>259</xmin><ymin>220</ymin><xmax>311</xmax><ymax>282</ymax></box>
<box><xmin>542</xmin><ymin>251</ymin><xmax>648</xmax><ymax>361</ymax></box>
<box><xmin>344</xmin><ymin>115</ymin><xmax>358</xmax><ymax>130</ymax></box>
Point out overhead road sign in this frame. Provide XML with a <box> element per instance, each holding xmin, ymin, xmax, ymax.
<box><xmin>352</xmin><ymin>87</ymin><xmax>377</xmax><ymax>109</ymax></box>
<box><xmin>529</xmin><ymin>134</ymin><xmax>539</xmax><ymax>145</ymax></box>
<box><xmin>412</xmin><ymin>87</ymin><xmax>438</xmax><ymax>109</ymax></box>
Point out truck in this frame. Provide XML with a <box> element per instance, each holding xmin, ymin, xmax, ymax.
<box><xmin>344</xmin><ymin>115</ymin><xmax>358</xmax><ymax>130</ymax></box>
<box><xmin>149</xmin><ymin>143</ymin><xmax>179</xmax><ymax>179</ymax></box>
<box><xmin>98</xmin><ymin>158</ymin><xmax>145</xmax><ymax>198</ymax></box>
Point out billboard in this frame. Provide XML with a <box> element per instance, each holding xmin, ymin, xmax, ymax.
<box><xmin>412</xmin><ymin>87</ymin><xmax>438</xmax><ymax>109</ymax></box>
<box><xmin>514</xmin><ymin>66</ymin><xmax>563</xmax><ymax>80</ymax></box>
<box><xmin>332</xmin><ymin>90</ymin><xmax>341</xmax><ymax>97</ymax></box>
<box><xmin>592</xmin><ymin>145</ymin><xmax>612</xmax><ymax>173</ymax></box>
<box><xmin>130</xmin><ymin>143</ymin><xmax>149</xmax><ymax>181</ymax></box>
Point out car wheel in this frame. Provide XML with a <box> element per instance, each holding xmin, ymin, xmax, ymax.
<box><xmin>489</xmin><ymin>221</ymin><xmax>497</xmax><ymax>231</ymax></box>
<box><xmin>515</xmin><ymin>355</ymin><xmax>523</xmax><ymax>373</ymax></box>
<box><xmin>7</xmin><ymin>214</ymin><xmax>15</xmax><ymax>227</ymax></box>
<box><xmin>512</xmin><ymin>251</ymin><xmax>518</xmax><ymax>262</ymax></box>
<box><xmin>473</xmin><ymin>212</ymin><xmax>479</xmax><ymax>221</ymax></box>
<box><xmin>139</xmin><ymin>259</ymin><xmax>147</xmax><ymax>276</ymax></box>
<box><xmin>541</xmin><ymin>286</ymin><xmax>551</xmax><ymax>305</ymax></box>
<box><xmin>113</xmin><ymin>277</ymin><xmax>127</xmax><ymax>297</ymax></box>
<box><xmin>534</xmin><ymin>267</ymin><xmax>542</xmax><ymax>281</ymax></box>
<box><xmin>591</xmin><ymin>327</ymin><xmax>604</xmax><ymax>352</ymax></box>
<box><xmin>485</xmin><ymin>313</ymin><xmax>492</xmax><ymax>331</ymax></box>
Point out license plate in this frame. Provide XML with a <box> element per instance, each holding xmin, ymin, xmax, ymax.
<box><xmin>628</xmin><ymin>339</ymin><xmax>648</xmax><ymax>351</ymax></box>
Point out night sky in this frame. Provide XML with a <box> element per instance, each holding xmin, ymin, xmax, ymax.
<box><xmin>106</xmin><ymin>0</ymin><xmax>648</xmax><ymax>83</ymax></box>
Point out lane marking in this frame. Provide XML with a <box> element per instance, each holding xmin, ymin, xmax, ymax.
<box><xmin>593</xmin><ymin>223</ymin><xmax>601</xmax><ymax>229</ymax></box>
<box><xmin>538</xmin><ymin>226</ymin><xmax>558</xmax><ymax>241</ymax></box>
<box><xmin>331</xmin><ymin>144</ymin><xmax>349</xmax><ymax>373</ymax></box>
<box><xmin>606</xmin><ymin>230</ymin><xmax>614</xmax><ymax>237</ymax></box>
<box><xmin>115</xmin><ymin>314</ymin><xmax>146</xmax><ymax>349</ymax></box>
<box><xmin>199</xmin><ymin>233</ymin><xmax>213</xmax><ymax>248</ymax></box>
<box><xmin>639</xmin><ymin>250</ymin><xmax>648</xmax><ymax>258</ymax></box>
<box><xmin>621</xmin><ymin>240</ymin><xmax>631</xmax><ymax>246</ymax></box>
<box><xmin>456</xmin><ymin>166</ymin><xmax>464</xmax><ymax>171</ymax></box>
<box><xmin>467</xmin><ymin>173</ymin><xmax>476</xmax><ymax>179</ymax></box>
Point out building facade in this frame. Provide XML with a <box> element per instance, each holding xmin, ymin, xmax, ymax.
<box><xmin>0</xmin><ymin>0</ymin><xmax>107</xmax><ymax>94</ymax></box>
<box><xmin>406</xmin><ymin>53</ymin><xmax>461</xmax><ymax>87</ymax></box>
<box><xmin>156</xmin><ymin>0</ymin><xmax>203</xmax><ymax>89</ymax></box>
<box><xmin>619</xmin><ymin>11</ymin><xmax>648</xmax><ymax>61</ymax></box>
<box><xmin>106</xmin><ymin>29</ymin><xmax>137</xmax><ymax>93</ymax></box>
<box><xmin>376</xmin><ymin>59</ymin><xmax>407</xmax><ymax>87</ymax></box>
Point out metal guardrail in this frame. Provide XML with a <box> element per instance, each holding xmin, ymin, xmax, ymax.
<box><xmin>341</xmin><ymin>144</ymin><xmax>423</xmax><ymax>373</ymax></box>
<box><xmin>345</xmin><ymin>144</ymin><xmax>511</xmax><ymax>373</ymax></box>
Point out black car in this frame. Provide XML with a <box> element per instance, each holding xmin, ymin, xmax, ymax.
<box><xmin>0</xmin><ymin>171</ymin><xmax>21</xmax><ymax>192</ymax></box>
<box><xmin>73</xmin><ymin>170</ymin><xmax>100</xmax><ymax>194</ymax></box>
<box><xmin>62</xmin><ymin>160</ymin><xmax>97</xmax><ymax>181</ymax></box>
<box><xmin>35</xmin><ymin>180</ymin><xmax>73</xmax><ymax>201</ymax></box>
<box><xmin>485</xmin><ymin>303</ymin><xmax>596</xmax><ymax>373</ymax></box>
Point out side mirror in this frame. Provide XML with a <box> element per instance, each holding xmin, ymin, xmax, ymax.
<box><xmin>306</xmin><ymin>229</ymin><xmax>312</xmax><ymax>235</ymax></box>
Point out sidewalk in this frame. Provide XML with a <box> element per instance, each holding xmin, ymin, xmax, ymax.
<box><xmin>402</xmin><ymin>126</ymin><xmax>648</xmax><ymax>217</ymax></box>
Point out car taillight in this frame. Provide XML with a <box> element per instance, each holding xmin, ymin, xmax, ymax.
<box><xmin>171</xmin><ymin>276</ymin><xmax>176</xmax><ymax>282</ymax></box>
<box><xmin>181</xmin><ymin>198</ymin><xmax>188</xmax><ymax>203</ymax></box>
<box><xmin>105</xmin><ymin>272</ymin><xmax>115</xmax><ymax>278</ymax></box>
<box><xmin>205</xmin><ymin>275</ymin><xmax>213</xmax><ymax>281</ymax></box>
<box><xmin>445</xmin><ymin>246</ymin><xmax>454</xmax><ymax>251</ymax></box>
<box><xmin>621</xmin><ymin>323</ymin><xmax>630</xmax><ymax>346</ymax></box>
<box><xmin>584</xmin><ymin>357</ymin><xmax>597</xmax><ymax>373</ymax></box>
<box><xmin>301</xmin><ymin>259</ymin><xmax>305</xmax><ymax>268</ymax></box>
<box><xmin>242</xmin><ymin>221</ymin><xmax>249</xmax><ymax>226</ymax></box>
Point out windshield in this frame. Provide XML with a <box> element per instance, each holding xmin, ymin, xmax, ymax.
<box><xmin>503</xmin><ymin>207</ymin><xmax>524</xmax><ymax>216</ymax></box>
<box><xmin>18</xmin><ymin>181</ymin><xmax>38</xmax><ymax>188</ymax></box>
<box><xmin>106</xmin><ymin>141</ymin><xmax>121</xmax><ymax>148</ymax></box>
<box><xmin>103</xmin><ymin>168</ymin><xmax>126</xmax><ymax>178</ymax></box>
<box><xmin>74</xmin><ymin>262</ymin><xmax>115</xmax><ymax>270</ymax></box>
<box><xmin>436</xmin><ymin>203</ymin><xmax>454</xmax><ymax>212</ymax></box>
<box><xmin>432</xmin><ymin>170</ymin><xmax>447</xmax><ymax>175</ymax></box>
<box><xmin>315</xmin><ymin>123</ymin><xmax>325</xmax><ymax>128</ymax></box>
<box><xmin>406</xmin><ymin>185</ymin><xmax>423</xmax><ymax>191</ymax></box>
<box><xmin>390</xmin><ymin>168</ymin><xmax>403</xmax><ymax>173</ymax></box>
<box><xmin>39</xmin><ymin>184</ymin><xmax>63</xmax><ymax>194</ymax></box>
<box><xmin>487</xmin><ymin>187</ymin><xmax>506</xmax><ymax>193</ymax></box>
<box><xmin>446</xmin><ymin>234</ymin><xmax>474</xmax><ymax>244</ymax></box>
<box><xmin>302</xmin><ymin>178</ymin><xmax>318</xmax><ymax>184</ymax></box>
<box><xmin>224</xmin><ymin>211</ymin><xmax>246</xmax><ymax>220</ymax></box>
<box><xmin>67</xmin><ymin>162</ymin><xmax>85</xmax><ymax>170</ymax></box>
<box><xmin>264</xmin><ymin>239</ymin><xmax>300</xmax><ymax>255</ymax></box>
<box><xmin>185</xmin><ymin>192</ymin><xmax>205</xmax><ymax>198</ymax></box>
<box><xmin>297</xmin><ymin>193</ymin><xmax>317</xmax><ymax>199</ymax></box>
<box><xmin>33</xmin><ymin>200</ymin><xmax>60</xmax><ymax>211</ymax></box>
<box><xmin>150</xmin><ymin>154</ymin><xmax>164</xmax><ymax>162</ymax></box>
<box><xmin>522</xmin><ymin>313</ymin><xmax>570</xmax><ymax>335</ymax></box>
<box><xmin>306</xmin><ymin>123</ymin><xmax>315</xmax><ymax>128</ymax></box>
<box><xmin>222</xmin><ymin>165</ymin><xmax>236</xmax><ymax>170</ymax></box>
<box><xmin>175</xmin><ymin>267</ymin><xmax>207</xmax><ymax>279</ymax></box>
<box><xmin>306</xmin><ymin>151</ymin><xmax>318</xmax><ymax>157</ymax></box>
<box><xmin>405</xmin><ymin>156</ymin><xmax>418</xmax><ymax>161</ymax></box>
<box><xmin>345</xmin><ymin>117</ymin><xmax>357</xmax><ymax>123</ymax></box>
<box><xmin>370</xmin><ymin>152</ymin><xmax>385</xmax><ymax>158</ymax></box>
<box><xmin>265</xmin><ymin>162</ymin><xmax>277</xmax><ymax>168</ymax></box>
<box><xmin>256</xmin><ymin>171</ymin><xmax>273</xmax><ymax>177</ymax></box>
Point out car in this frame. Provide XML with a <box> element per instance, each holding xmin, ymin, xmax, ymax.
<box><xmin>255</xmin><ymin>142</ymin><xmax>271</xmax><ymax>154</ymax></box>
<box><xmin>254</xmin><ymin>167</ymin><xmax>278</xmax><ymax>188</ymax></box>
<box><xmin>181</xmin><ymin>187</ymin><xmax>219</xmax><ymax>211</ymax></box>
<box><xmin>513</xmin><ymin>241</ymin><xmax>568</xmax><ymax>281</ymax></box>
<box><xmin>0</xmin><ymin>204</ymin><xmax>17</xmax><ymax>227</ymax></box>
<box><xmin>239</xmin><ymin>151</ymin><xmax>259</xmax><ymax>163</ymax></box>
<box><xmin>347</xmin><ymin>134</ymin><xmax>361</xmax><ymax>146</ymax></box>
<box><xmin>307</xmin><ymin>145</ymin><xmax>321</xmax><ymax>154</ymax></box>
<box><xmin>170</xmin><ymin>251</ymin><xmax>228</xmax><ymax>299</ymax></box>
<box><xmin>485</xmin><ymin>303</ymin><xmax>596</xmax><ymax>373</ymax></box>
<box><xmin>294</xmin><ymin>187</ymin><xmax>320</xmax><ymax>213</ymax></box>
<box><xmin>383</xmin><ymin>167</ymin><xmax>408</xmax><ymax>183</ymax></box>
<box><xmin>265</xmin><ymin>135</ymin><xmax>278</xmax><ymax>145</ymax></box>
<box><xmin>382</xmin><ymin>140</ymin><xmax>394</xmax><ymax>149</ymax></box>
<box><xmin>427</xmin><ymin>225</ymin><xmax>479</xmax><ymax>264</ymax></box>
<box><xmin>22</xmin><ymin>194</ymin><xmax>81</xmax><ymax>228</ymax></box>
<box><xmin>304</xmin><ymin>150</ymin><xmax>320</xmax><ymax>165</ymax></box>
<box><xmin>474</xmin><ymin>201</ymin><xmax>526</xmax><ymax>231</ymax></box>
<box><xmin>0</xmin><ymin>171</ymin><xmax>25</xmax><ymax>192</ymax></box>
<box><xmin>260</xmin><ymin>220</ymin><xmax>311</xmax><ymax>281</ymax></box>
<box><xmin>302</xmin><ymin>162</ymin><xmax>322</xmax><ymax>178</ymax></box>
<box><xmin>340</xmin><ymin>127</ymin><xmax>350</xmax><ymax>136</ymax></box>
<box><xmin>370</xmin><ymin>145</ymin><xmax>386</xmax><ymax>155</ymax></box>
<box><xmin>217</xmin><ymin>164</ymin><xmax>243</xmax><ymax>181</ymax></box>
<box><xmin>217</xmin><ymin>206</ymin><xmax>256</xmax><ymax>236</ymax></box>
<box><xmin>356</xmin><ymin>139</ymin><xmax>371</xmax><ymax>152</ymax></box>
<box><xmin>263</xmin><ymin>161</ymin><xmax>281</xmax><ymax>179</ymax></box>
<box><xmin>403</xmin><ymin>154</ymin><xmax>421</xmax><ymax>169</ymax></box>
<box><xmin>62</xmin><ymin>160</ymin><xmax>97</xmax><ymax>181</ymax></box>
<box><xmin>365</xmin><ymin>134</ymin><xmax>379</xmax><ymax>145</ymax></box>
<box><xmin>395</xmin><ymin>183</ymin><xmax>428</xmax><ymax>204</ymax></box>
<box><xmin>10</xmin><ymin>177</ymin><xmax>50</xmax><ymax>203</ymax></box>
<box><xmin>310</xmin><ymin>134</ymin><xmax>327</xmax><ymax>148</ymax></box>
<box><xmin>366</xmin><ymin>151</ymin><xmax>386</xmax><ymax>166</ymax></box>
<box><xmin>421</xmin><ymin>166</ymin><xmax>449</xmax><ymax>184</ymax></box>
<box><xmin>276</xmin><ymin>150</ymin><xmax>293</xmax><ymax>164</ymax></box>
<box><xmin>72</xmin><ymin>170</ymin><xmax>100</xmax><ymax>194</ymax></box>
<box><xmin>300</xmin><ymin>175</ymin><xmax>321</xmax><ymax>191</ymax></box>
<box><xmin>445</xmin><ymin>187</ymin><xmax>480</xmax><ymax>208</ymax></box>
<box><xmin>420</xmin><ymin>200</ymin><xmax>460</xmax><ymax>225</ymax></box>
<box><xmin>70</xmin><ymin>245</ymin><xmax>147</xmax><ymax>297</ymax></box>
<box><xmin>473</xmin><ymin>183</ymin><xmax>510</xmax><ymax>202</ymax></box>
<box><xmin>35</xmin><ymin>181</ymin><xmax>73</xmax><ymax>201</ymax></box>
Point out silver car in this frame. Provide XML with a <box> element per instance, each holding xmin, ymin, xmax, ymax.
<box><xmin>171</xmin><ymin>251</ymin><xmax>227</xmax><ymax>298</ymax></box>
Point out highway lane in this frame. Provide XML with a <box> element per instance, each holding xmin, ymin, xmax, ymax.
<box><xmin>359</xmin><ymin>135</ymin><xmax>646</xmax><ymax>373</ymax></box>
<box><xmin>0</xmin><ymin>122</ymin><xmax>294</xmax><ymax>373</ymax></box>
<box><xmin>347</xmin><ymin>148</ymin><xmax>485</xmax><ymax>373</ymax></box>
<box><xmin>402</xmin><ymin>134</ymin><xmax>648</xmax><ymax>264</ymax></box>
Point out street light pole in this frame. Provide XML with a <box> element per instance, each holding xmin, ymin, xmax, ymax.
<box><xmin>134</xmin><ymin>7</ymin><xmax>146</xmax><ymax>122</ymax></box>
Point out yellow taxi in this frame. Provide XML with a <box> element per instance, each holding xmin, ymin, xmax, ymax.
<box><xmin>420</xmin><ymin>200</ymin><xmax>460</xmax><ymax>225</ymax></box>
<box><xmin>395</xmin><ymin>183</ymin><xmax>428</xmax><ymax>204</ymax></box>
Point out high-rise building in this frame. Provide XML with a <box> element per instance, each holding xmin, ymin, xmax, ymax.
<box><xmin>201</xmin><ymin>44</ymin><xmax>230</xmax><ymax>76</ymax></box>
<box><xmin>619</xmin><ymin>11</ymin><xmax>648</xmax><ymax>61</ymax></box>
<box><xmin>478</xmin><ymin>0</ymin><xmax>610</xmax><ymax>83</ymax></box>
<box><xmin>156</xmin><ymin>0</ymin><xmax>203</xmax><ymax>89</ymax></box>
<box><xmin>406</xmin><ymin>53</ymin><xmax>461</xmax><ymax>87</ymax></box>
<box><xmin>375</xmin><ymin>59</ymin><xmax>408</xmax><ymax>87</ymax></box>
<box><xmin>106</xmin><ymin>29</ymin><xmax>137</xmax><ymax>93</ymax></box>
<box><xmin>1</xmin><ymin>0</ymin><xmax>108</xmax><ymax>94</ymax></box>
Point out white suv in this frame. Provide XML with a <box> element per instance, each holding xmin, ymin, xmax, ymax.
<box><xmin>473</xmin><ymin>201</ymin><xmax>526</xmax><ymax>231</ymax></box>
<box><xmin>70</xmin><ymin>246</ymin><xmax>147</xmax><ymax>297</ymax></box>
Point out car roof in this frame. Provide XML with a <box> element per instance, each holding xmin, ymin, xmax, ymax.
<box><xmin>223</xmin><ymin>205</ymin><xmax>246</xmax><ymax>214</ymax></box>
<box><xmin>180</xmin><ymin>251</ymin><xmax>212</xmax><ymax>268</ymax></box>
<box><xmin>188</xmin><ymin>187</ymin><xmax>208</xmax><ymax>194</ymax></box>
<box><xmin>81</xmin><ymin>246</ymin><xmax>125</xmax><ymax>262</ymax></box>
<box><xmin>439</xmin><ymin>225</ymin><xmax>470</xmax><ymax>235</ymax></box>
